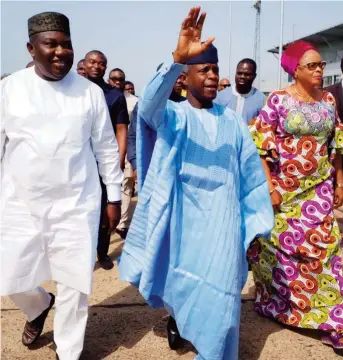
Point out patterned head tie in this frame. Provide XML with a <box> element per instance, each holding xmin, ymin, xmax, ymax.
<box><xmin>28</xmin><ymin>12</ymin><xmax>70</xmax><ymax>38</ymax></box>
<box><xmin>281</xmin><ymin>40</ymin><xmax>316</xmax><ymax>78</ymax></box>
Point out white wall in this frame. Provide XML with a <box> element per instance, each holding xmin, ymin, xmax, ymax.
<box><xmin>317</xmin><ymin>40</ymin><xmax>343</xmax><ymax>65</ymax></box>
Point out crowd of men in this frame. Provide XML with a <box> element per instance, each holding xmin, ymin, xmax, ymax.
<box><xmin>2</xmin><ymin>7</ymin><xmax>343</xmax><ymax>360</ymax></box>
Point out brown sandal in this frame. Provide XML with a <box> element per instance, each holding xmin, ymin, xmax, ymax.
<box><xmin>22</xmin><ymin>293</ymin><xmax>55</xmax><ymax>346</ymax></box>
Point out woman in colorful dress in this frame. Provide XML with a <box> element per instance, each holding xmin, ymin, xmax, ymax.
<box><xmin>248</xmin><ymin>40</ymin><xmax>343</xmax><ymax>353</ymax></box>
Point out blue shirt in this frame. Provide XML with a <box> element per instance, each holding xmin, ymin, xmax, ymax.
<box><xmin>215</xmin><ymin>85</ymin><xmax>266</xmax><ymax>124</ymax></box>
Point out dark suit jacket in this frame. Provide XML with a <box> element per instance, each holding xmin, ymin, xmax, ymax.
<box><xmin>326</xmin><ymin>81</ymin><xmax>343</xmax><ymax>121</ymax></box>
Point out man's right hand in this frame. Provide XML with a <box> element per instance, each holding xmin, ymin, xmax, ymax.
<box><xmin>120</xmin><ymin>157</ymin><xmax>125</xmax><ymax>171</ymax></box>
<box><xmin>271</xmin><ymin>190</ymin><xmax>282</xmax><ymax>212</ymax></box>
<box><xmin>105</xmin><ymin>204</ymin><xmax>121</xmax><ymax>234</ymax></box>
<box><xmin>173</xmin><ymin>6</ymin><xmax>215</xmax><ymax>65</ymax></box>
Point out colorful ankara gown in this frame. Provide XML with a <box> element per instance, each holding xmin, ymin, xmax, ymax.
<box><xmin>248</xmin><ymin>90</ymin><xmax>343</xmax><ymax>348</ymax></box>
<box><xmin>118</xmin><ymin>58</ymin><xmax>274</xmax><ymax>360</ymax></box>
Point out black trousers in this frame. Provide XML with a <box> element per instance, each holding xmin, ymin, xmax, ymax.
<box><xmin>97</xmin><ymin>179</ymin><xmax>110</xmax><ymax>258</ymax></box>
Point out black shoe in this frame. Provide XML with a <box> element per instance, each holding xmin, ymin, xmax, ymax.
<box><xmin>98</xmin><ymin>255</ymin><xmax>114</xmax><ymax>270</ymax></box>
<box><xmin>334</xmin><ymin>349</ymin><xmax>343</xmax><ymax>357</ymax></box>
<box><xmin>116</xmin><ymin>228</ymin><xmax>129</xmax><ymax>239</ymax></box>
<box><xmin>167</xmin><ymin>316</ymin><xmax>183</xmax><ymax>350</ymax></box>
<box><xmin>22</xmin><ymin>293</ymin><xmax>55</xmax><ymax>346</ymax></box>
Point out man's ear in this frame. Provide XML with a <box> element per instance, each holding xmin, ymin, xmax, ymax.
<box><xmin>27</xmin><ymin>41</ymin><xmax>35</xmax><ymax>58</ymax></box>
<box><xmin>183</xmin><ymin>75</ymin><xmax>188</xmax><ymax>87</ymax></box>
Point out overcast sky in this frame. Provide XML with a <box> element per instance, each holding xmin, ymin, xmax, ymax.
<box><xmin>1</xmin><ymin>0</ymin><xmax>343</xmax><ymax>93</ymax></box>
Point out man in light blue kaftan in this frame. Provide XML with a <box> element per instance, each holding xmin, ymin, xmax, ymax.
<box><xmin>119</xmin><ymin>7</ymin><xmax>274</xmax><ymax>360</ymax></box>
<box><xmin>215</xmin><ymin>58</ymin><xmax>266</xmax><ymax>124</ymax></box>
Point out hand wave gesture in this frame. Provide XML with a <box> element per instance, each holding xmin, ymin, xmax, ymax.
<box><xmin>173</xmin><ymin>6</ymin><xmax>215</xmax><ymax>64</ymax></box>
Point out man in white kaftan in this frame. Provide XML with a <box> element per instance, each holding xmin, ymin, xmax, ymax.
<box><xmin>0</xmin><ymin>12</ymin><xmax>122</xmax><ymax>360</ymax></box>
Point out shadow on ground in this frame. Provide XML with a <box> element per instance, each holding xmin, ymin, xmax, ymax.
<box><xmin>83</xmin><ymin>231</ymin><xmax>196</xmax><ymax>359</ymax></box>
<box><xmin>81</xmin><ymin>285</ymin><xmax>195</xmax><ymax>359</ymax></box>
<box><xmin>239</xmin><ymin>300</ymin><xmax>282</xmax><ymax>360</ymax></box>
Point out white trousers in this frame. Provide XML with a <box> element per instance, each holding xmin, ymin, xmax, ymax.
<box><xmin>9</xmin><ymin>283</ymin><xmax>88</xmax><ymax>360</ymax></box>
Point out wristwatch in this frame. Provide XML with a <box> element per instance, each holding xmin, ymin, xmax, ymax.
<box><xmin>107</xmin><ymin>200</ymin><xmax>122</xmax><ymax>206</ymax></box>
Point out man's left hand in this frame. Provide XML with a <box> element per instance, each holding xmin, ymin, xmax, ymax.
<box><xmin>106</xmin><ymin>204</ymin><xmax>121</xmax><ymax>234</ymax></box>
<box><xmin>334</xmin><ymin>187</ymin><xmax>343</xmax><ymax>208</ymax></box>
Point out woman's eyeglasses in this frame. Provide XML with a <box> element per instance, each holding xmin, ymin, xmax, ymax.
<box><xmin>298</xmin><ymin>61</ymin><xmax>327</xmax><ymax>71</ymax></box>
<box><xmin>222</xmin><ymin>84</ymin><xmax>231</xmax><ymax>88</ymax></box>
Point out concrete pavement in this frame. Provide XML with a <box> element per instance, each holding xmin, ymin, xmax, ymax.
<box><xmin>3</xmin><ymin>204</ymin><xmax>343</xmax><ymax>359</ymax></box>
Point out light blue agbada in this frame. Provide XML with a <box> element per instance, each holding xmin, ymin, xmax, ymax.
<box><xmin>215</xmin><ymin>86</ymin><xmax>266</xmax><ymax>124</ymax></box>
<box><xmin>119</xmin><ymin>58</ymin><xmax>274</xmax><ymax>360</ymax></box>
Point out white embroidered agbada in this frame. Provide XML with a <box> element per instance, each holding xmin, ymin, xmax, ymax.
<box><xmin>0</xmin><ymin>67</ymin><xmax>122</xmax><ymax>295</ymax></box>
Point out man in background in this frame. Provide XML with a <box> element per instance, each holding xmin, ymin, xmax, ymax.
<box><xmin>84</xmin><ymin>50</ymin><xmax>129</xmax><ymax>270</ymax></box>
<box><xmin>109</xmin><ymin>68</ymin><xmax>126</xmax><ymax>91</ymax></box>
<box><xmin>124</xmin><ymin>82</ymin><xmax>138</xmax><ymax>118</ymax></box>
<box><xmin>124</xmin><ymin>80</ymin><xmax>136</xmax><ymax>96</ymax></box>
<box><xmin>107</xmin><ymin>68</ymin><xmax>137</xmax><ymax>239</ymax></box>
<box><xmin>218</xmin><ymin>77</ymin><xmax>230</xmax><ymax>91</ymax></box>
<box><xmin>76</xmin><ymin>59</ymin><xmax>86</xmax><ymax>77</ymax></box>
<box><xmin>215</xmin><ymin>58</ymin><xmax>266</xmax><ymax>123</ymax></box>
<box><xmin>156</xmin><ymin>63</ymin><xmax>187</xmax><ymax>102</ymax></box>
<box><xmin>326</xmin><ymin>57</ymin><xmax>343</xmax><ymax>122</ymax></box>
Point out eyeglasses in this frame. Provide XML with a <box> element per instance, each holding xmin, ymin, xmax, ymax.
<box><xmin>222</xmin><ymin>84</ymin><xmax>231</xmax><ymax>88</ymax></box>
<box><xmin>298</xmin><ymin>61</ymin><xmax>327</xmax><ymax>71</ymax></box>
<box><xmin>109</xmin><ymin>76</ymin><xmax>125</xmax><ymax>82</ymax></box>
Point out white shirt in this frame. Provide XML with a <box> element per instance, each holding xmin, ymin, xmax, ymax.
<box><xmin>232</xmin><ymin>85</ymin><xmax>253</xmax><ymax>115</ymax></box>
<box><xmin>125</xmin><ymin>92</ymin><xmax>138</xmax><ymax>121</ymax></box>
<box><xmin>1</xmin><ymin>67</ymin><xmax>123</xmax><ymax>295</ymax></box>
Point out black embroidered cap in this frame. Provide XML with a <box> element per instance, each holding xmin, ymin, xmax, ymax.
<box><xmin>28</xmin><ymin>12</ymin><xmax>70</xmax><ymax>37</ymax></box>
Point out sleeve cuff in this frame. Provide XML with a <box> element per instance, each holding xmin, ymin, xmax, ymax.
<box><xmin>158</xmin><ymin>53</ymin><xmax>185</xmax><ymax>75</ymax></box>
<box><xmin>130</xmin><ymin>158</ymin><xmax>137</xmax><ymax>171</ymax></box>
<box><xmin>106</xmin><ymin>184</ymin><xmax>122</xmax><ymax>202</ymax></box>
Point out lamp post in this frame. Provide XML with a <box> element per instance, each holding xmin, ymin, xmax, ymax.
<box><xmin>228</xmin><ymin>1</ymin><xmax>232</xmax><ymax>79</ymax></box>
<box><xmin>277</xmin><ymin>0</ymin><xmax>284</xmax><ymax>89</ymax></box>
